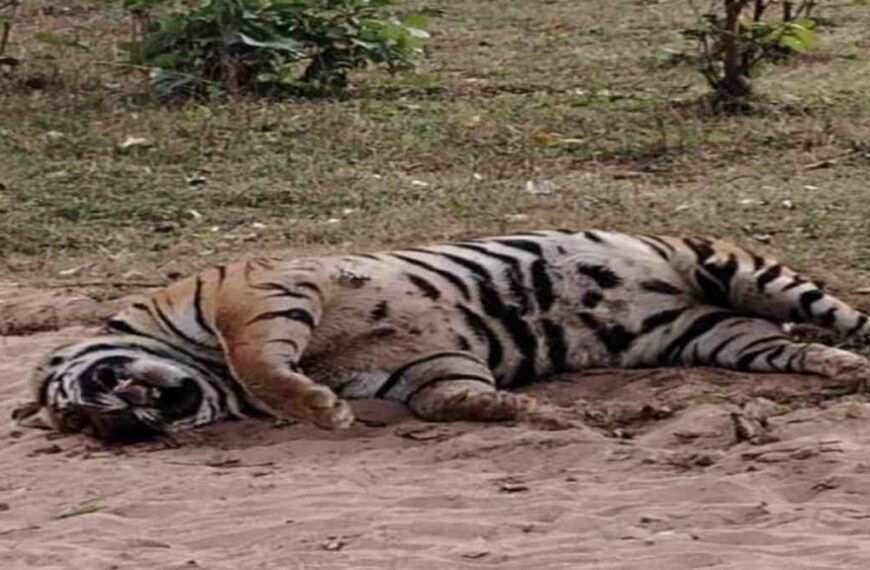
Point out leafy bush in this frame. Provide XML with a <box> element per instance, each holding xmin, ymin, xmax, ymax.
<box><xmin>124</xmin><ymin>0</ymin><xmax>428</xmax><ymax>99</ymax></box>
<box><xmin>684</xmin><ymin>0</ymin><xmax>821</xmax><ymax>104</ymax></box>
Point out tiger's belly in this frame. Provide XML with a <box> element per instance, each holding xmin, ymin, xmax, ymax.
<box><xmin>298</xmin><ymin>286</ymin><xmax>662</xmax><ymax>393</ymax></box>
<box><xmin>275</xmin><ymin>245</ymin><xmax>693</xmax><ymax>395</ymax></box>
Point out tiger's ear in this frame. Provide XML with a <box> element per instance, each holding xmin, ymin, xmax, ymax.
<box><xmin>11</xmin><ymin>401</ymin><xmax>52</xmax><ymax>430</ymax></box>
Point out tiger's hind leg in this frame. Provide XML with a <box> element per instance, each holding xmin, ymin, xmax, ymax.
<box><xmin>374</xmin><ymin>351</ymin><xmax>541</xmax><ymax>423</ymax></box>
<box><xmin>652</xmin><ymin>306</ymin><xmax>870</xmax><ymax>391</ymax></box>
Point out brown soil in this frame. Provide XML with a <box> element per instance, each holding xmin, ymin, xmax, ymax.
<box><xmin>3</xmin><ymin>287</ymin><xmax>870</xmax><ymax>569</ymax></box>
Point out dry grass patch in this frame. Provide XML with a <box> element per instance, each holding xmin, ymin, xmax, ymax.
<box><xmin>0</xmin><ymin>1</ymin><xmax>868</xmax><ymax>302</ymax></box>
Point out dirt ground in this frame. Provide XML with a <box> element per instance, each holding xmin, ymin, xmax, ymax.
<box><xmin>3</xmin><ymin>288</ymin><xmax>870</xmax><ymax>569</ymax></box>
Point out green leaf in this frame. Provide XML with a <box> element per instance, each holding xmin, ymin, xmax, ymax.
<box><xmin>790</xmin><ymin>25</ymin><xmax>818</xmax><ymax>48</ymax></box>
<box><xmin>792</xmin><ymin>17</ymin><xmax>817</xmax><ymax>31</ymax></box>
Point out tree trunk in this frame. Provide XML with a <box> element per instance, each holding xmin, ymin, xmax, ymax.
<box><xmin>718</xmin><ymin>0</ymin><xmax>752</xmax><ymax>99</ymax></box>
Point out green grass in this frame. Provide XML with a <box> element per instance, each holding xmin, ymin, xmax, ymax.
<box><xmin>1</xmin><ymin>0</ymin><xmax>870</xmax><ymax>301</ymax></box>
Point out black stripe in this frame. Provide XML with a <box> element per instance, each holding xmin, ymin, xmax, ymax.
<box><xmin>54</xmin><ymin>374</ymin><xmax>69</xmax><ymax>400</ymax></box>
<box><xmin>216</xmin><ymin>265</ymin><xmax>227</xmax><ymax>285</ymax></box>
<box><xmin>450</xmin><ymin>243</ymin><xmax>531</xmax><ymax>312</ymax></box>
<box><xmin>737</xmin><ymin>335</ymin><xmax>789</xmax><ymax>354</ymax></box>
<box><xmin>782</xmin><ymin>277</ymin><xmax>807</xmax><ymax>292</ymax></box>
<box><xmin>848</xmin><ymin>314</ymin><xmax>868</xmax><ymax>336</ymax></box>
<box><xmin>492</xmin><ymin>238</ymin><xmax>543</xmax><ymax>256</ymax></box>
<box><xmin>583</xmin><ymin>231</ymin><xmax>604</xmax><ymax>243</ymax></box>
<box><xmin>451</xmin><ymin>243</ymin><xmax>522</xmax><ymax>271</ymax></box>
<box><xmin>597</xmin><ymin>325</ymin><xmax>635</xmax><ymax>355</ymax></box>
<box><xmin>70</xmin><ymin>342</ymin><xmax>208</xmax><ymax>377</ymax></box>
<box><xmin>375</xmin><ymin>352</ymin><xmax>485</xmax><ymax>398</ymax></box>
<box><xmin>455</xmin><ymin>335</ymin><xmax>472</xmax><ymax>351</ymax></box>
<box><xmin>193</xmin><ymin>276</ymin><xmax>216</xmax><ymax>336</ymax></box>
<box><xmin>252</xmin><ymin>282</ymin><xmax>311</xmax><ymax>300</ymax></box>
<box><xmin>38</xmin><ymin>373</ymin><xmax>57</xmax><ymax>406</ymax></box>
<box><xmin>756</xmin><ymin>264</ymin><xmax>783</xmax><ymax>292</ymax></box>
<box><xmin>727</xmin><ymin>318</ymin><xmax>752</xmax><ymax>329</ymax></box>
<box><xmin>530</xmin><ymin>259</ymin><xmax>556</xmax><ymax>312</ymax></box>
<box><xmin>707</xmin><ymin>254</ymin><xmax>739</xmax><ymax>290</ymax></box>
<box><xmin>582</xmin><ymin>290</ymin><xmax>603</xmax><ymax>308</ymax></box>
<box><xmin>576</xmin><ymin>263</ymin><xmax>622</xmax><ymax>289</ymax></box>
<box><xmin>151</xmin><ymin>299</ymin><xmax>212</xmax><ymax>350</ymax></box>
<box><xmin>707</xmin><ymin>333</ymin><xmax>745</xmax><ymax>363</ymax></box>
<box><xmin>456</xmin><ymin>304</ymin><xmax>503</xmax><ymax>370</ymax></box>
<box><xmin>659</xmin><ymin>311</ymin><xmax>741</xmax><ymax>364</ymax></box>
<box><xmin>106</xmin><ymin>318</ymin><xmax>140</xmax><ymax>336</ymax></box>
<box><xmin>296</xmin><ymin>282</ymin><xmax>324</xmax><ymax>304</ymax></box>
<box><xmin>406</xmin><ymin>273</ymin><xmax>441</xmax><ymax>300</ymax></box>
<box><xmin>644</xmin><ymin>235</ymin><xmax>676</xmax><ymax>253</ymax></box>
<box><xmin>390</xmin><ymin>253</ymin><xmax>472</xmax><ymax>301</ymax></box>
<box><xmin>247</xmin><ymin>308</ymin><xmax>315</xmax><ymax>327</ymax></box>
<box><xmin>427</xmin><ymin>250</ymin><xmax>491</xmax><ymax>280</ymax></box>
<box><xmin>124</xmin><ymin>303</ymin><xmax>164</xmax><ymax>330</ymax></box>
<box><xmin>369</xmin><ymin>300</ymin><xmax>389</xmax><ymax>322</ymax></box>
<box><xmin>635</xmin><ymin>236</ymin><xmax>669</xmax><ymax>260</ymax></box>
<box><xmin>541</xmin><ymin>319</ymin><xmax>567</xmax><ymax>373</ymax></box>
<box><xmin>640</xmin><ymin>279</ymin><xmax>683</xmax><ymax>295</ymax></box>
<box><xmin>577</xmin><ymin>312</ymin><xmax>635</xmax><ymax>354</ymax></box>
<box><xmin>474</xmin><ymin>277</ymin><xmax>538</xmax><ymax>384</ymax></box>
<box><xmin>578</xmin><ymin>311</ymin><xmax>601</xmax><ymax>330</ymax></box>
<box><xmin>405</xmin><ymin>374</ymin><xmax>495</xmax><ymax>402</ymax></box>
<box><xmin>765</xmin><ymin>344</ymin><xmax>787</xmax><ymax>366</ymax></box>
<box><xmin>800</xmin><ymin>290</ymin><xmax>824</xmax><ymax>320</ymax></box>
<box><xmin>422</xmin><ymin>248</ymin><xmax>538</xmax><ymax>383</ymax></box>
<box><xmin>736</xmin><ymin>342</ymin><xmax>787</xmax><ymax>370</ymax></box>
<box><xmin>641</xmin><ymin>308</ymin><xmax>686</xmax><ymax>334</ymax></box>
<box><xmin>695</xmin><ymin>270</ymin><xmax>731</xmax><ymax>307</ymax></box>
<box><xmin>818</xmin><ymin>308</ymin><xmax>837</xmax><ymax>328</ymax></box>
<box><xmin>683</xmin><ymin>237</ymin><xmax>715</xmax><ymax>263</ymax></box>
<box><xmin>751</xmin><ymin>254</ymin><xmax>766</xmax><ymax>271</ymax></box>
<box><xmin>684</xmin><ymin>240</ymin><xmax>738</xmax><ymax>305</ymax></box>
<box><xmin>105</xmin><ymin>321</ymin><xmax>226</xmax><ymax>371</ymax></box>
<box><xmin>786</xmin><ymin>345</ymin><xmax>809</xmax><ymax>372</ymax></box>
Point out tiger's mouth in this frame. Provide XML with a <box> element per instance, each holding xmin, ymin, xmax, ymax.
<box><xmin>78</xmin><ymin>376</ymin><xmax>203</xmax><ymax>441</ymax></box>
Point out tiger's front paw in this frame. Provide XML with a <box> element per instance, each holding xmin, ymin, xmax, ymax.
<box><xmin>302</xmin><ymin>385</ymin><xmax>355</xmax><ymax>430</ymax></box>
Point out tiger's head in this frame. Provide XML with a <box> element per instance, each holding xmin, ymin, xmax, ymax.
<box><xmin>13</xmin><ymin>336</ymin><xmax>247</xmax><ymax>441</ymax></box>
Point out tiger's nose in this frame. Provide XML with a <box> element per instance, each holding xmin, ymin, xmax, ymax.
<box><xmin>114</xmin><ymin>380</ymin><xmax>151</xmax><ymax>407</ymax></box>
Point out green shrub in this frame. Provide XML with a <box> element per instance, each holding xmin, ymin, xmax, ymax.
<box><xmin>683</xmin><ymin>0</ymin><xmax>821</xmax><ymax>105</ymax></box>
<box><xmin>124</xmin><ymin>0</ymin><xmax>428</xmax><ymax>99</ymax></box>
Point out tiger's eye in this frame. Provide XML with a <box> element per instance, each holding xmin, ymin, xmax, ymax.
<box><xmin>96</xmin><ymin>366</ymin><xmax>118</xmax><ymax>388</ymax></box>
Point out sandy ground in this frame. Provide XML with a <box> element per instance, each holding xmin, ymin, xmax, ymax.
<box><xmin>4</xmin><ymin>287</ymin><xmax>870</xmax><ymax>569</ymax></box>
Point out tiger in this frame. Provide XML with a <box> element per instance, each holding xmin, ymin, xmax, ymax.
<box><xmin>12</xmin><ymin>229</ymin><xmax>870</xmax><ymax>441</ymax></box>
